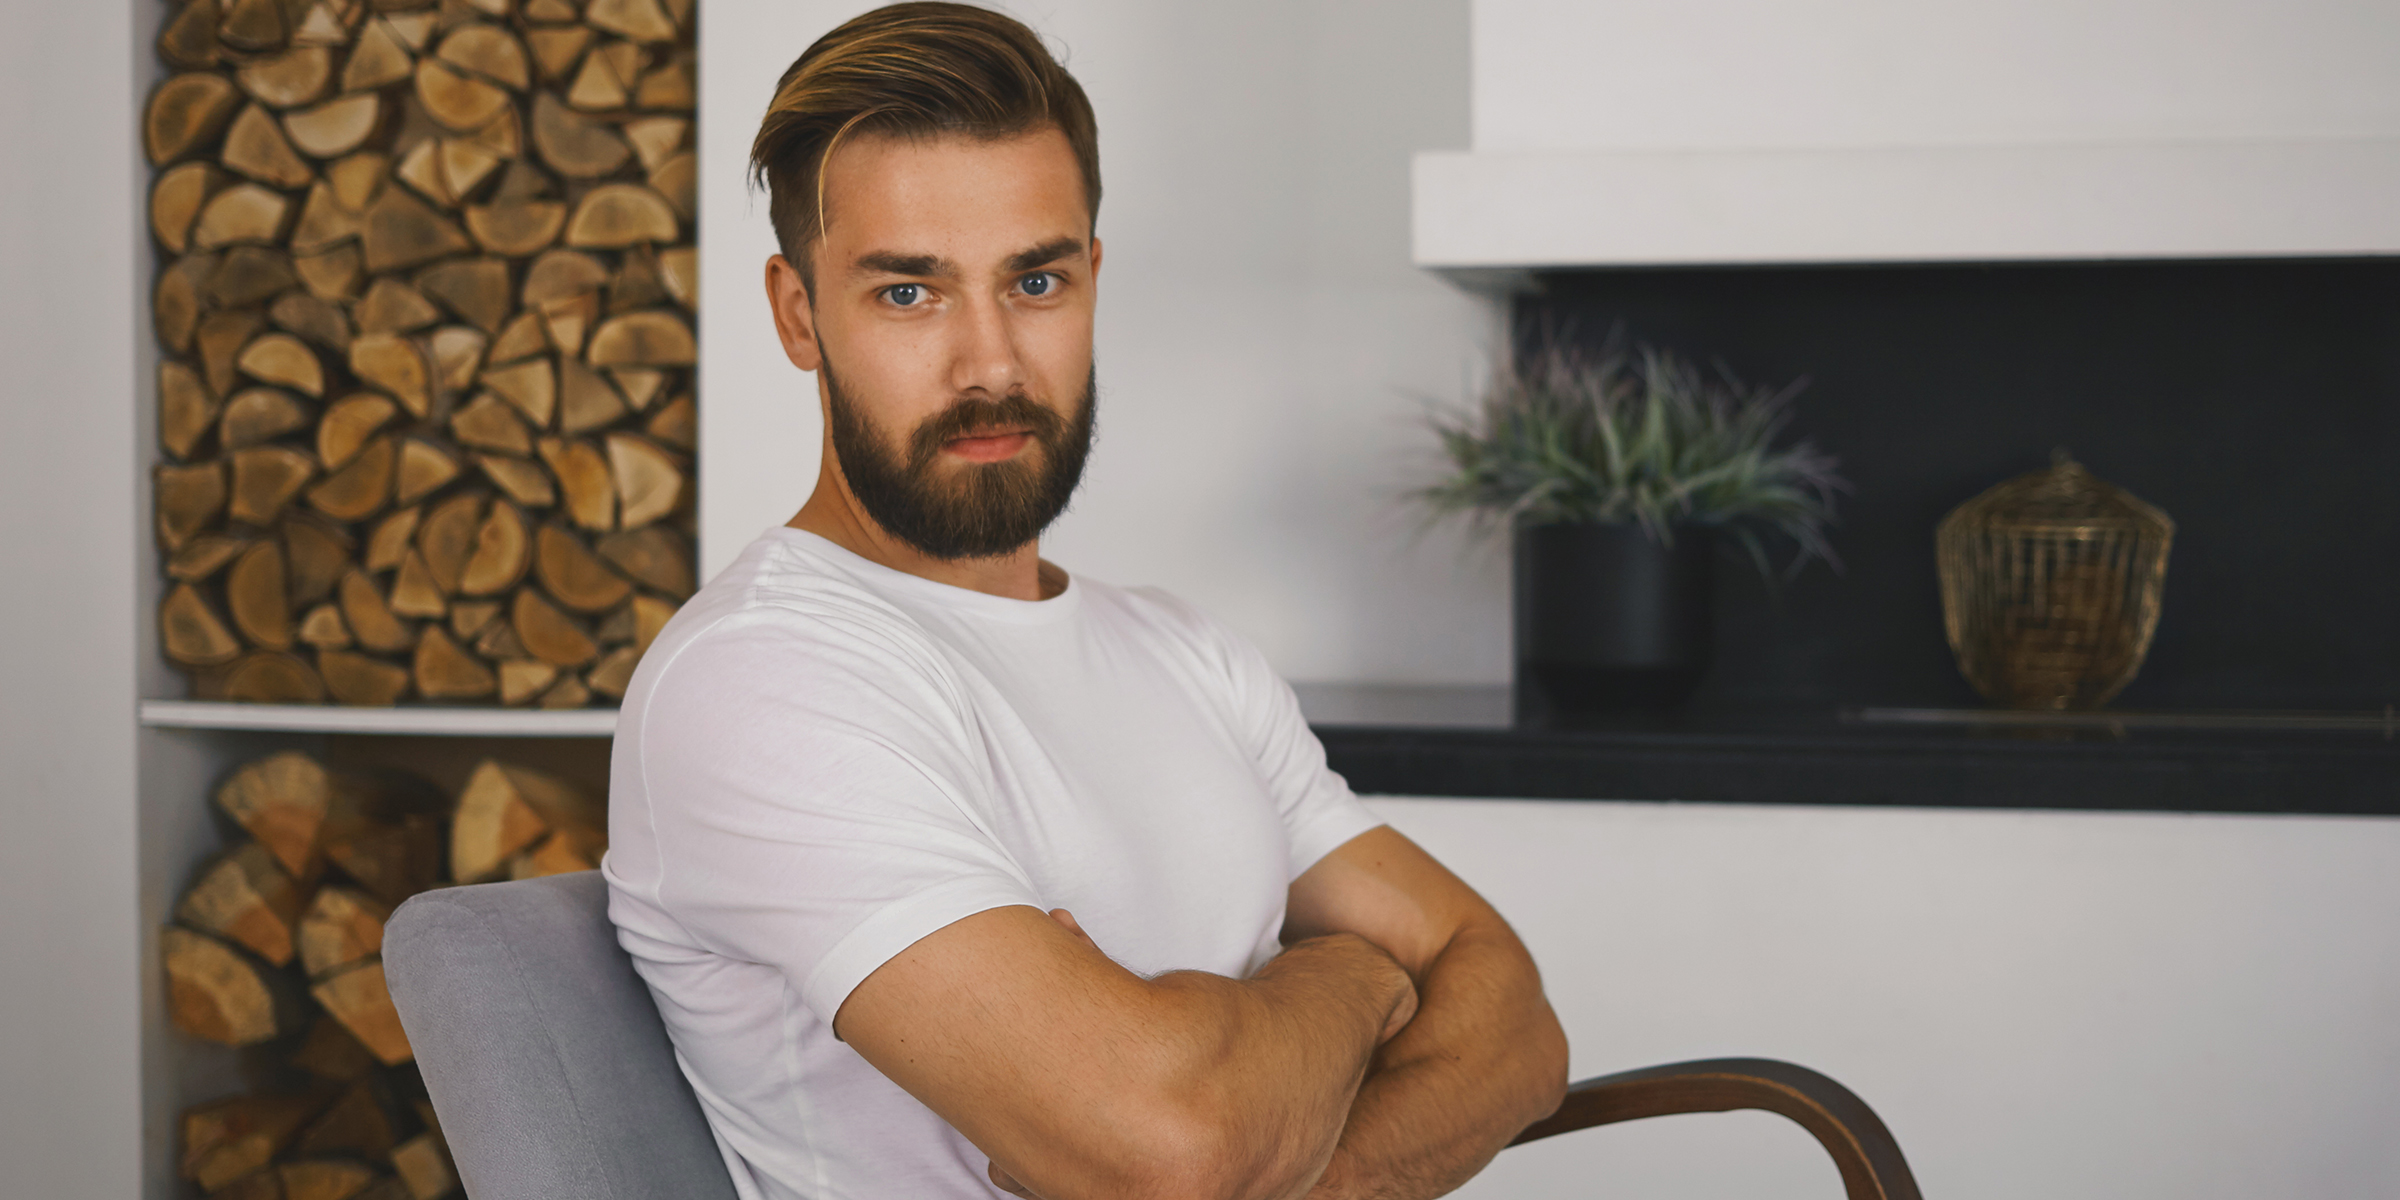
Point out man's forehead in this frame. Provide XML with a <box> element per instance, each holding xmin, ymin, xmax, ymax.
<box><xmin>815</xmin><ymin>127</ymin><xmax>1089</xmax><ymax>267</ymax></box>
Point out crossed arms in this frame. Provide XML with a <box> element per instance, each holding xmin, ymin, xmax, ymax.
<box><xmin>834</xmin><ymin>825</ymin><xmax>1570</xmax><ymax>1200</ymax></box>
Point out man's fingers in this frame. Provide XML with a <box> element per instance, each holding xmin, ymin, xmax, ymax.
<box><xmin>1048</xmin><ymin>908</ymin><xmax>1098</xmax><ymax>948</ymax></box>
<box><xmin>988</xmin><ymin>1159</ymin><xmax>1036</xmax><ymax>1197</ymax></box>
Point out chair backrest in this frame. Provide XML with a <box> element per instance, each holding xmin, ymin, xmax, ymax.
<box><xmin>384</xmin><ymin>871</ymin><xmax>739</xmax><ymax>1200</ymax></box>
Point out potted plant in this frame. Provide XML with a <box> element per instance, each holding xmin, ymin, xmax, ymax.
<box><xmin>1418</xmin><ymin>339</ymin><xmax>1846</xmax><ymax>713</ymax></box>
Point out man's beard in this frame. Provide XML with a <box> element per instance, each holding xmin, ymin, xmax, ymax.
<box><xmin>823</xmin><ymin>356</ymin><xmax>1097</xmax><ymax>561</ymax></box>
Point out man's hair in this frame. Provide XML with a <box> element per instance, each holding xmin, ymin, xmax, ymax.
<box><xmin>750</xmin><ymin>2</ymin><xmax>1101</xmax><ymax>284</ymax></box>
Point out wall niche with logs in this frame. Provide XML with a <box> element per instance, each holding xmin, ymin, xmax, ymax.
<box><xmin>148</xmin><ymin>0</ymin><xmax>698</xmax><ymax>708</ymax></box>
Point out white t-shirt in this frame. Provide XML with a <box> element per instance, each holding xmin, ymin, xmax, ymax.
<box><xmin>604</xmin><ymin>527</ymin><xmax>1384</xmax><ymax>1200</ymax></box>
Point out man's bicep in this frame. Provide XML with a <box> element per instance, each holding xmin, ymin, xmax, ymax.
<box><xmin>1282</xmin><ymin>826</ymin><xmax>1498</xmax><ymax>977</ymax></box>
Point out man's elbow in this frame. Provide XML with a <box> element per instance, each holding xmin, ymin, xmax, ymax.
<box><xmin>1516</xmin><ymin>1006</ymin><xmax>1573</xmax><ymax>1126</ymax></box>
<box><xmin>1122</xmin><ymin>1091</ymin><xmax>1324</xmax><ymax>1200</ymax></box>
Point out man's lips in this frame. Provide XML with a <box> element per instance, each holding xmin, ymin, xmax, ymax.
<box><xmin>941</xmin><ymin>428</ymin><xmax>1034</xmax><ymax>463</ymax></box>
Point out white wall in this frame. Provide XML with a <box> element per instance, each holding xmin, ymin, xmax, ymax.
<box><xmin>700</xmin><ymin>0</ymin><xmax>1509</xmax><ymax>688</ymax></box>
<box><xmin>1474</xmin><ymin>0</ymin><xmax>2400</xmax><ymax>153</ymax></box>
<box><xmin>0</xmin><ymin>2</ymin><xmax>143</xmax><ymax>1197</ymax></box>
<box><xmin>1373</xmin><ymin>797</ymin><xmax>2400</xmax><ymax>1200</ymax></box>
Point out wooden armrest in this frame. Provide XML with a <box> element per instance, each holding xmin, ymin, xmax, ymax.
<box><xmin>1508</xmin><ymin>1057</ymin><xmax>1922</xmax><ymax>1200</ymax></box>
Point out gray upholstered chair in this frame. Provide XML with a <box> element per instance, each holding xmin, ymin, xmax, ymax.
<box><xmin>386</xmin><ymin>872</ymin><xmax>1920</xmax><ymax>1200</ymax></box>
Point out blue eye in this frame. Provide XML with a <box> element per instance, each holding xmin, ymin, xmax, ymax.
<box><xmin>1019</xmin><ymin>272</ymin><xmax>1056</xmax><ymax>297</ymax></box>
<box><xmin>884</xmin><ymin>283</ymin><xmax>924</xmax><ymax>306</ymax></box>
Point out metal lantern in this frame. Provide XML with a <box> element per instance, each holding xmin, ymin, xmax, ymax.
<box><xmin>1936</xmin><ymin>453</ymin><xmax>2174</xmax><ymax>710</ymax></box>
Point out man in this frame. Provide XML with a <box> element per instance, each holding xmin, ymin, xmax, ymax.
<box><xmin>604</xmin><ymin>5</ymin><xmax>1568</xmax><ymax>1198</ymax></box>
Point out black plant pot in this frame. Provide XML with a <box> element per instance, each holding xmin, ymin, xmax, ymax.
<box><xmin>1514</xmin><ymin>522</ymin><xmax>1717</xmax><ymax>714</ymax></box>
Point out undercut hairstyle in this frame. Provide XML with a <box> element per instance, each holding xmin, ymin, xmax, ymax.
<box><xmin>750</xmin><ymin>2</ymin><xmax>1102</xmax><ymax>289</ymax></box>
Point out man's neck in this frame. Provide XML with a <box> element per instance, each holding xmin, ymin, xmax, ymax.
<box><xmin>787</xmin><ymin>471</ymin><xmax>1065</xmax><ymax>603</ymax></box>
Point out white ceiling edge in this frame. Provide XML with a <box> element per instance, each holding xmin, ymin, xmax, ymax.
<box><xmin>1413</xmin><ymin>137</ymin><xmax>2400</xmax><ymax>289</ymax></box>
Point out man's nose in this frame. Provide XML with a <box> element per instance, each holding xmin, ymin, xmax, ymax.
<box><xmin>947</xmin><ymin>291</ymin><xmax>1026</xmax><ymax>399</ymax></box>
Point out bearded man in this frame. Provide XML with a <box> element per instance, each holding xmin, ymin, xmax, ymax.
<box><xmin>604</xmin><ymin>5</ymin><xmax>1567</xmax><ymax>1198</ymax></box>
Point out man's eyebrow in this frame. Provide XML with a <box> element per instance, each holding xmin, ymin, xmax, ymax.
<box><xmin>1004</xmin><ymin>237</ymin><xmax>1087</xmax><ymax>275</ymax></box>
<box><xmin>852</xmin><ymin>251</ymin><xmax>955</xmax><ymax>278</ymax></box>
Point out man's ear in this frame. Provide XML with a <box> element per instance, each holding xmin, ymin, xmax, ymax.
<box><xmin>764</xmin><ymin>253</ymin><xmax>823</xmax><ymax>373</ymax></box>
<box><xmin>1089</xmin><ymin>235</ymin><xmax>1102</xmax><ymax>279</ymax></box>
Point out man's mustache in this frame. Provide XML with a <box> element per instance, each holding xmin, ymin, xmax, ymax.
<box><xmin>906</xmin><ymin>392</ymin><xmax>1068</xmax><ymax>470</ymax></box>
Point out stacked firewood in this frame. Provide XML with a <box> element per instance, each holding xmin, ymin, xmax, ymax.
<box><xmin>167</xmin><ymin>750</ymin><xmax>606</xmax><ymax>1199</ymax></box>
<box><xmin>148</xmin><ymin>0</ymin><xmax>699</xmax><ymax>708</ymax></box>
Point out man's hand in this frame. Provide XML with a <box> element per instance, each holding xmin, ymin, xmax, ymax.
<box><xmin>836</xmin><ymin>902</ymin><xmax>1416</xmax><ymax>1200</ymax></box>
<box><xmin>1283</xmin><ymin>827</ymin><xmax>1569</xmax><ymax>1200</ymax></box>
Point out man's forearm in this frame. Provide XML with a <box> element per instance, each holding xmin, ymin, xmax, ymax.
<box><xmin>1306</xmin><ymin>920</ymin><xmax>1568</xmax><ymax>1200</ymax></box>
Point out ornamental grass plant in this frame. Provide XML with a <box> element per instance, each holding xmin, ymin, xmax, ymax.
<box><xmin>1419</xmin><ymin>338</ymin><xmax>1848</xmax><ymax>581</ymax></box>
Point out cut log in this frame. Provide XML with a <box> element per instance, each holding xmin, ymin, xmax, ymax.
<box><xmin>459</xmin><ymin>501</ymin><xmax>531</xmax><ymax>594</ymax></box>
<box><xmin>474</xmin><ymin>610</ymin><xmax>528</xmax><ymax>659</ymax></box>
<box><xmin>223</xmin><ymin>104</ymin><xmax>315</xmax><ymax>189</ymax></box>
<box><xmin>292</xmin><ymin>1078</ymin><xmax>399</xmax><ymax>1162</ymax></box>
<box><xmin>539</xmin><ymin>437</ymin><xmax>614</xmax><ymax>529</ymax></box>
<box><xmin>161</xmin><ymin>361</ymin><xmax>219</xmax><ymax>460</ymax></box>
<box><xmin>645</xmin><ymin>391</ymin><xmax>695</xmax><ymax>451</ymax></box>
<box><xmin>530</xmin><ymin>91</ymin><xmax>630</xmax><ymax>178</ymax></box>
<box><xmin>515</xmin><ymin>825</ymin><xmax>603</xmax><ymax>879</ymax></box>
<box><xmin>238</xmin><ymin>45</ymin><xmax>334</xmax><ymax>108</ymax></box>
<box><xmin>224</xmin><ymin>652</ymin><xmax>329</xmax><ymax>703</ymax></box>
<box><xmin>525</xmin><ymin>25</ymin><xmax>592</xmax><ymax>82</ymax></box>
<box><xmin>587</xmin><ymin>309</ymin><xmax>695</xmax><ymax>367</ymax></box>
<box><xmin>272</xmin><ymin>291</ymin><xmax>355</xmax><ymax>354</ymax></box>
<box><xmin>384</xmin><ymin>12</ymin><xmax>438</xmax><ymax>52</ymax></box>
<box><xmin>155</xmin><ymin>255</ymin><xmax>210</xmax><ymax>352</ymax></box>
<box><xmin>327</xmin><ymin>151</ymin><xmax>389</xmax><ymax>213</ymax></box>
<box><xmin>157</xmin><ymin>460</ymin><xmax>229</xmax><ymax>550</ymax></box>
<box><xmin>292</xmin><ymin>3</ymin><xmax>352</xmax><ymax>49</ymax></box>
<box><xmin>631</xmin><ymin>592</ymin><xmax>677</xmax><ymax>654</ymax></box>
<box><xmin>306</xmin><ymin>433</ymin><xmax>395</xmax><ymax>521</ymax></box>
<box><xmin>230</xmin><ymin>445</ymin><xmax>319</xmax><ymax>525</ymax></box>
<box><xmin>179</xmin><ymin>1093</ymin><xmax>322</xmax><ymax>1190</ymax></box>
<box><xmin>208</xmin><ymin>1167</ymin><xmax>285</xmax><ymax>1200</ymax></box>
<box><xmin>449</xmin><ymin>392</ymin><xmax>529</xmax><ymax>453</ymax></box>
<box><xmin>364</xmin><ymin>506</ymin><xmax>420</xmax><ymax>571</ymax></box>
<box><xmin>152</xmin><ymin>162</ymin><xmax>224</xmax><ymax>253</ymax></box>
<box><xmin>564</xmin><ymin>183</ymin><xmax>677</xmax><ymax>248</ymax></box>
<box><xmin>355</xmin><ymin>277</ymin><xmax>443</xmax><ymax>335</ymax></box>
<box><xmin>476</xmin><ymin>453</ymin><xmax>556</xmax><ymax>507</ymax></box>
<box><xmin>605</xmin><ymin>433</ymin><xmax>682</xmax><ymax>528</ymax></box>
<box><xmin>586</xmin><ymin>644</ymin><xmax>640</xmax><ymax>699</ymax></box>
<box><xmin>462</xmin><ymin>197</ymin><xmax>565</xmax><ymax>256</ymax></box>
<box><xmin>147</xmin><ymin>73</ymin><xmax>244</xmax><ymax>165</ymax></box>
<box><xmin>394</xmin><ymin>138</ymin><xmax>457</xmax><ymax>207</ymax></box>
<box><xmin>227</xmin><ymin>539</ymin><xmax>295</xmax><ymax>648</ymax></box>
<box><xmin>237</xmin><ymin>334</ymin><xmax>327</xmax><ymax>397</ymax></box>
<box><xmin>317</xmin><ymin>393</ymin><xmax>398</xmax><ymax>470</ymax></box>
<box><xmin>418</xmin><ymin>490</ymin><xmax>485</xmax><ymax>592</ymax></box>
<box><xmin>163</xmin><ymin>583</ymin><xmax>245</xmax><ymax>666</ymax></box>
<box><xmin>169</xmin><ymin>534</ymin><xmax>251</xmax><ymax>583</ymax></box>
<box><xmin>163</xmin><ymin>928</ymin><xmax>295</xmax><ymax>1048</ymax></box>
<box><xmin>521</xmin><ymin>247</ymin><xmax>609</xmax><ymax>308</ymax></box>
<box><xmin>213</xmin><ymin>751</ymin><xmax>326</xmax><ymax>874</ymax></box>
<box><xmin>596</xmin><ymin>599</ymin><xmax>636</xmax><ymax>644</ymax></box>
<box><xmin>538</xmin><ymin>290</ymin><xmax>597</xmax><ymax>357</ymax></box>
<box><xmin>206</xmin><ymin>247</ymin><xmax>300</xmax><ymax>311</ymax></box>
<box><xmin>608</xmin><ymin>247</ymin><xmax>668</xmax><ymax>315</ymax></box>
<box><xmin>438</xmin><ymin>23</ymin><xmax>529</xmax><ymax>89</ymax></box>
<box><xmin>430</xmin><ymin>325</ymin><xmax>488</xmax><ymax>391</ymax></box>
<box><xmin>497</xmin><ymin>659</ymin><xmax>557</xmax><ymax>705</ymax></box>
<box><xmin>588</xmin><ymin>0</ymin><xmax>679</xmax><ymax>43</ymax></box>
<box><xmin>339</xmin><ymin>568</ymin><xmax>416</xmax><ymax>654</ymax></box>
<box><xmin>524</xmin><ymin>0</ymin><xmax>580</xmax><ymax>20</ymax></box>
<box><xmin>413</xmin><ymin>626</ymin><xmax>495</xmax><ymax>698</ymax></box>
<box><xmin>343</xmin><ymin>19</ymin><xmax>416</xmax><ymax>92</ymax></box>
<box><xmin>220</xmin><ymin>387</ymin><xmax>311</xmax><ymax>451</ymax></box>
<box><xmin>395</xmin><ymin>438</ymin><xmax>462</xmax><ymax>504</ymax></box>
<box><xmin>439</xmin><ymin>137</ymin><xmax>503</xmax><ymax>200</ymax></box>
<box><xmin>450</xmin><ymin>598</ymin><xmax>501</xmax><ymax>638</ymax></box>
<box><xmin>294</xmin><ymin>243</ymin><xmax>364</xmax><ymax>300</ymax></box>
<box><xmin>219</xmin><ymin>0</ymin><xmax>291</xmax><ymax>52</ymax></box>
<box><xmin>291</xmin><ymin>1015</ymin><xmax>380</xmax><ymax>1083</ymax></box>
<box><xmin>297</xmin><ymin>886</ymin><xmax>390</xmax><ymax>980</ymax></box>
<box><xmin>283</xmin><ymin>1160</ymin><xmax>380</xmax><ymax>1200</ymax></box>
<box><xmin>609</xmin><ymin>366</ymin><xmax>666</xmax><ymax>411</ymax></box>
<box><xmin>539</xmin><ymin>672</ymin><xmax>591</xmax><ymax>709</ymax></box>
<box><xmin>159</xmin><ymin>0</ymin><xmax>225</xmax><ymax>70</ymax></box>
<box><xmin>536</xmin><ymin>524</ymin><xmax>631</xmax><ymax>612</ymax></box>
<box><xmin>391</xmin><ymin>1131</ymin><xmax>459</xmax><ymax>1200</ymax></box>
<box><xmin>566</xmin><ymin>46</ymin><xmax>629</xmax><ymax>111</ymax></box>
<box><xmin>513</xmin><ymin>587</ymin><xmax>597</xmax><ymax>668</ymax></box>
<box><xmin>649</xmin><ymin>151</ymin><xmax>695</xmax><ymax>220</ymax></box>
<box><xmin>176</xmin><ymin>842</ymin><xmax>304</xmax><ymax>967</ymax></box>
<box><xmin>361</xmin><ymin>187</ymin><xmax>473</xmax><ymax>273</ymax></box>
<box><xmin>324</xmin><ymin>811</ymin><xmax>442</xmax><ymax>906</ymax></box>
<box><xmin>452</xmin><ymin>760</ymin><xmax>590</xmax><ymax>881</ymax></box>
<box><xmin>658</xmin><ymin>245</ymin><xmax>695</xmax><ymax>309</ymax></box>
<box><xmin>193</xmin><ymin>309</ymin><xmax>259</xmax><ymax>389</ymax></box>
<box><xmin>311</xmin><ymin>959</ymin><xmax>413</xmax><ymax>1066</ymax></box>
<box><xmin>596</xmin><ymin>524</ymin><xmax>692</xmax><ymax>598</ymax></box>
<box><xmin>298</xmin><ymin>604</ymin><xmax>350</xmax><ymax>648</ymax></box>
<box><xmin>284</xmin><ymin>513</ymin><xmax>353</xmax><ymax>605</ymax></box>
<box><xmin>319</xmin><ymin>648</ymin><xmax>411</xmax><ymax>706</ymax></box>
<box><xmin>466</xmin><ymin>103</ymin><xmax>525</xmax><ymax>160</ymax></box>
<box><xmin>480</xmin><ymin>357</ymin><xmax>555</xmax><ymax>428</ymax></box>
<box><xmin>623</xmin><ymin>116</ymin><xmax>686</xmax><ymax>173</ymax></box>
<box><xmin>635</xmin><ymin>54</ymin><xmax>695</xmax><ymax>111</ymax></box>
<box><xmin>558</xmin><ymin>357</ymin><xmax>626</xmax><ymax>434</ymax></box>
<box><xmin>349</xmin><ymin>334</ymin><xmax>432</xmax><ymax>417</ymax></box>
<box><xmin>492</xmin><ymin>156</ymin><xmax>555</xmax><ymax>202</ymax></box>
<box><xmin>284</xmin><ymin>93</ymin><xmax>383</xmax><ymax>159</ymax></box>
<box><xmin>389</xmin><ymin>551</ymin><xmax>448</xmax><ymax>618</ymax></box>
<box><xmin>193</xmin><ymin>184</ymin><xmax>293</xmax><ymax>250</ymax></box>
<box><xmin>415</xmin><ymin>59</ymin><xmax>510</xmax><ymax>132</ymax></box>
<box><xmin>487</xmin><ymin>310</ymin><xmax>548</xmax><ymax>364</ymax></box>
<box><xmin>413</xmin><ymin>258</ymin><xmax>511</xmax><ymax>334</ymax></box>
